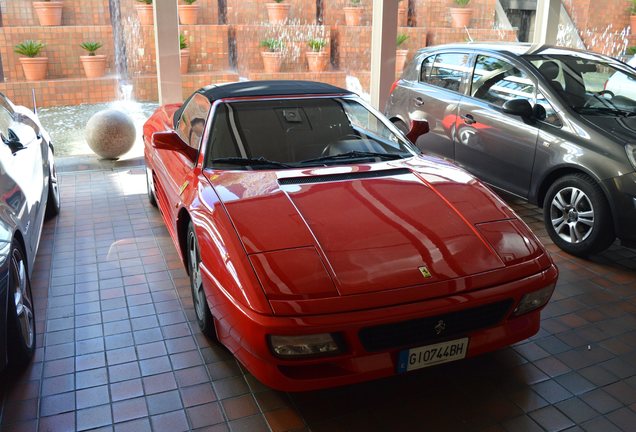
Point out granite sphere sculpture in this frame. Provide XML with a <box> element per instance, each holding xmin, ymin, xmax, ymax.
<box><xmin>85</xmin><ymin>109</ymin><xmax>136</xmax><ymax>159</ymax></box>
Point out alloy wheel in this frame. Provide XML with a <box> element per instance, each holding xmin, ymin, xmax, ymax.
<box><xmin>10</xmin><ymin>248</ymin><xmax>35</xmax><ymax>351</ymax></box>
<box><xmin>549</xmin><ymin>186</ymin><xmax>595</xmax><ymax>244</ymax></box>
<box><xmin>188</xmin><ymin>231</ymin><xmax>206</xmax><ymax>321</ymax></box>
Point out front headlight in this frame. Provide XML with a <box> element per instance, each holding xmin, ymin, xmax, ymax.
<box><xmin>626</xmin><ymin>144</ymin><xmax>636</xmax><ymax>170</ymax></box>
<box><xmin>269</xmin><ymin>333</ymin><xmax>342</xmax><ymax>358</ymax></box>
<box><xmin>512</xmin><ymin>284</ymin><xmax>556</xmax><ymax>316</ymax></box>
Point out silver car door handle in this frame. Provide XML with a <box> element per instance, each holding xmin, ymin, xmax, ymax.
<box><xmin>461</xmin><ymin>114</ymin><xmax>476</xmax><ymax>125</ymax></box>
<box><xmin>414</xmin><ymin>97</ymin><xmax>424</xmax><ymax>106</ymax></box>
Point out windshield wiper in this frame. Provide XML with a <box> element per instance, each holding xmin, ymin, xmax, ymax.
<box><xmin>575</xmin><ymin>106</ymin><xmax>635</xmax><ymax>117</ymax></box>
<box><xmin>299</xmin><ymin>151</ymin><xmax>405</xmax><ymax>165</ymax></box>
<box><xmin>210</xmin><ymin>157</ymin><xmax>293</xmax><ymax>169</ymax></box>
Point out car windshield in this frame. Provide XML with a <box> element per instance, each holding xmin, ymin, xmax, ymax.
<box><xmin>526</xmin><ymin>54</ymin><xmax>636</xmax><ymax>114</ymax></box>
<box><xmin>205</xmin><ymin>97</ymin><xmax>418</xmax><ymax>170</ymax></box>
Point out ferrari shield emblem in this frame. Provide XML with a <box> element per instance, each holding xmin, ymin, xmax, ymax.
<box><xmin>418</xmin><ymin>266</ymin><xmax>432</xmax><ymax>279</ymax></box>
<box><xmin>179</xmin><ymin>181</ymin><xmax>189</xmax><ymax>196</ymax></box>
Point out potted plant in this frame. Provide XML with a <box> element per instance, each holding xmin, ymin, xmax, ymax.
<box><xmin>395</xmin><ymin>33</ymin><xmax>409</xmax><ymax>74</ymax></box>
<box><xmin>15</xmin><ymin>40</ymin><xmax>48</xmax><ymax>81</ymax></box>
<box><xmin>450</xmin><ymin>0</ymin><xmax>473</xmax><ymax>28</ymax></box>
<box><xmin>80</xmin><ymin>42</ymin><xmax>107</xmax><ymax>78</ymax></box>
<box><xmin>260</xmin><ymin>38</ymin><xmax>284</xmax><ymax>73</ymax></box>
<box><xmin>627</xmin><ymin>46</ymin><xmax>636</xmax><ymax>56</ymax></box>
<box><xmin>32</xmin><ymin>0</ymin><xmax>63</xmax><ymax>26</ymax></box>
<box><xmin>135</xmin><ymin>0</ymin><xmax>153</xmax><ymax>26</ymax></box>
<box><xmin>180</xmin><ymin>33</ymin><xmax>190</xmax><ymax>74</ymax></box>
<box><xmin>398</xmin><ymin>0</ymin><xmax>407</xmax><ymax>27</ymax></box>
<box><xmin>265</xmin><ymin>0</ymin><xmax>290</xmax><ymax>25</ymax></box>
<box><xmin>630</xmin><ymin>0</ymin><xmax>636</xmax><ymax>34</ymax></box>
<box><xmin>306</xmin><ymin>38</ymin><xmax>329</xmax><ymax>72</ymax></box>
<box><xmin>179</xmin><ymin>0</ymin><xmax>199</xmax><ymax>25</ymax></box>
<box><xmin>344</xmin><ymin>0</ymin><xmax>362</xmax><ymax>26</ymax></box>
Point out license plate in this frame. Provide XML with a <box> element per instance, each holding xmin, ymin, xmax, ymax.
<box><xmin>397</xmin><ymin>338</ymin><xmax>469</xmax><ymax>373</ymax></box>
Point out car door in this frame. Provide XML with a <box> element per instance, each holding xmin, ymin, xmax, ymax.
<box><xmin>407</xmin><ymin>51</ymin><xmax>471</xmax><ymax>160</ymax></box>
<box><xmin>153</xmin><ymin>94</ymin><xmax>211</xmax><ymax>235</ymax></box>
<box><xmin>454</xmin><ymin>53</ymin><xmax>540</xmax><ymax>198</ymax></box>
<box><xmin>0</xmin><ymin>104</ymin><xmax>45</xmax><ymax>260</ymax></box>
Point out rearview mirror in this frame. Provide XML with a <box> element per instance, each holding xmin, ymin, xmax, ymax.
<box><xmin>406</xmin><ymin>119</ymin><xmax>430</xmax><ymax>142</ymax></box>
<box><xmin>152</xmin><ymin>131</ymin><xmax>198</xmax><ymax>163</ymax></box>
<box><xmin>502</xmin><ymin>99</ymin><xmax>534</xmax><ymax>119</ymax></box>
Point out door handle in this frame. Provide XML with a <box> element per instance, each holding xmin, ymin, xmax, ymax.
<box><xmin>461</xmin><ymin>114</ymin><xmax>476</xmax><ymax>125</ymax></box>
<box><xmin>414</xmin><ymin>97</ymin><xmax>424</xmax><ymax>107</ymax></box>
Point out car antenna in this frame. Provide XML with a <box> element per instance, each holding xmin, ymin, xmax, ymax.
<box><xmin>32</xmin><ymin>89</ymin><xmax>38</xmax><ymax>115</ymax></box>
<box><xmin>465</xmin><ymin>27</ymin><xmax>473</xmax><ymax>42</ymax></box>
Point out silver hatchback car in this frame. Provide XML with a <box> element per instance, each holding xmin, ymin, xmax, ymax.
<box><xmin>386</xmin><ymin>43</ymin><xmax>636</xmax><ymax>256</ymax></box>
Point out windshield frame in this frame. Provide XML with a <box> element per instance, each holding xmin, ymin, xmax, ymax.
<box><xmin>202</xmin><ymin>94</ymin><xmax>420</xmax><ymax>171</ymax></box>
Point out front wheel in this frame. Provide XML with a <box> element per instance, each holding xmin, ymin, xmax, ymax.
<box><xmin>45</xmin><ymin>155</ymin><xmax>60</xmax><ymax>218</ymax></box>
<box><xmin>187</xmin><ymin>222</ymin><xmax>215</xmax><ymax>337</ymax></box>
<box><xmin>146</xmin><ymin>168</ymin><xmax>157</xmax><ymax>207</ymax></box>
<box><xmin>6</xmin><ymin>241</ymin><xmax>36</xmax><ymax>368</ymax></box>
<box><xmin>543</xmin><ymin>173</ymin><xmax>614</xmax><ymax>256</ymax></box>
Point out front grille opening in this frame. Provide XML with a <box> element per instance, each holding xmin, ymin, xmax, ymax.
<box><xmin>358</xmin><ymin>300</ymin><xmax>514</xmax><ymax>352</ymax></box>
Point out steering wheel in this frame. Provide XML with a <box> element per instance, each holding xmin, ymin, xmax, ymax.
<box><xmin>320</xmin><ymin>134</ymin><xmax>362</xmax><ymax>156</ymax></box>
<box><xmin>597</xmin><ymin>90</ymin><xmax>615</xmax><ymax>98</ymax></box>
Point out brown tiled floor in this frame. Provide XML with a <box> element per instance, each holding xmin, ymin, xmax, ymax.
<box><xmin>1</xmin><ymin>166</ymin><xmax>636</xmax><ymax>432</ymax></box>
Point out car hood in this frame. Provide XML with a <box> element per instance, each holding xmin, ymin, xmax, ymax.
<box><xmin>205</xmin><ymin>157</ymin><xmax>533</xmax><ymax>298</ymax></box>
<box><xmin>578</xmin><ymin>113</ymin><xmax>636</xmax><ymax>144</ymax></box>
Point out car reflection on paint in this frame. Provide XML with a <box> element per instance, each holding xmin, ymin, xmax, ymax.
<box><xmin>144</xmin><ymin>80</ymin><xmax>557</xmax><ymax>391</ymax></box>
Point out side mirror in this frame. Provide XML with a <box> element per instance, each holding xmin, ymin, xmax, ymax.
<box><xmin>406</xmin><ymin>119</ymin><xmax>430</xmax><ymax>142</ymax></box>
<box><xmin>152</xmin><ymin>131</ymin><xmax>198</xmax><ymax>163</ymax></box>
<box><xmin>502</xmin><ymin>99</ymin><xmax>534</xmax><ymax>119</ymax></box>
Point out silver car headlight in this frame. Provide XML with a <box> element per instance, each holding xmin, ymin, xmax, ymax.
<box><xmin>626</xmin><ymin>144</ymin><xmax>636</xmax><ymax>170</ymax></box>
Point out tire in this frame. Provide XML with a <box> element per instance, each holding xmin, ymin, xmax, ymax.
<box><xmin>45</xmin><ymin>156</ymin><xmax>60</xmax><ymax>219</ymax></box>
<box><xmin>146</xmin><ymin>167</ymin><xmax>157</xmax><ymax>207</ymax></box>
<box><xmin>186</xmin><ymin>222</ymin><xmax>215</xmax><ymax>337</ymax></box>
<box><xmin>543</xmin><ymin>173</ymin><xmax>615</xmax><ymax>256</ymax></box>
<box><xmin>6</xmin><ymin>241</ymin><xmax>36</xmax><ymax>368</ymax></box>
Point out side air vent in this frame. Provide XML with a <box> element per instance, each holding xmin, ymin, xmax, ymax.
<box><xmin>278</xmin><ymin>168</ymin><xmax>412</xmax><ymax>185</ymax></box>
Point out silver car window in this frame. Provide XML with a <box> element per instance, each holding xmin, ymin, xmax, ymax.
<box><xmin>471</xmin><ymin>55</ymin><xmax>536</xmax><ymax>107</ymax></box>
<box><xmin>425</xmin><ymin>53</ymin><xmax>470</xmax><ymax>93</ymax></box>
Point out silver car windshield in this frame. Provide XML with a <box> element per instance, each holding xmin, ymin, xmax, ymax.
<box><xmin>205</xmin><ymin>97</ymin><xmax>418</xmax><ymax>170</ymax></box>
<box><xmin>527</xmin><ymin>55</ymin><xmax>636</xmax><ymax>114</ymax></box>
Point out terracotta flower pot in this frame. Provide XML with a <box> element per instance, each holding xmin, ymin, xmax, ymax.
<box><xmin>180</xmin><ymin>49</ymin><xmax>190</xmax><ymax>74</ymax></box>
<box><xmin>33</xmin><ymin>1</ymin><xmax>63</xmax><ymax>26</ymax></box>
<box><xmin>19</xmin><ymin>57</ymin><xmax>48</xmax><ymax>81</ymax></box>
<box><xmin>450</xmin><ymin>7</ymin><xmax>473</xmax><ymax>28</ymax></box>
<box><xmin>396</xmin><ymin>49</ymin><xmax>408</xmax><ymax>75</ymax></box>
<box><xmin>631</xmin><ymin>15</ymin><xmax>636</xmax><ymax>34</ymax></box>
<box><xmin>265</xmin><ymin>3</ymin><xmax>290</xmax><ymax>24</ymax></box>
<box><xmin>80</xmin><ymin>55</ymin><xmax>107</xmax><ymax>78</ymax></box>
<box><xmin>261</xmin><ymin>51</ymin><xmax>282</xmax><ymax>73</ymax></box>
<box><xmin>398</xmin><ymin>5</ymin><xmax>407</xmax><ymax>27</ymax></box>
<box><xmin>136</xmin><ymin>4</ymin><xmax>154</xmax><ymax>26</ymax></box>
<box><xmin>343</xmin><ymin>6</ymin><xmax>362</xmax><ymax>26</ymax></box>
<box><xmin>306</xmin><ymin>51</ymin><xmax>329</xmax><ymax>72</ymax></box>
<box><xmin>179</xmin><ymin>4</ymin><xmax>199</xmax><ymax>25</ymax></box>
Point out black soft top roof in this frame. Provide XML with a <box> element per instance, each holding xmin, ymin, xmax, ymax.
<box><xmin>198</xmin><ymin>80</ymin><xmax>353</xmax><ymax>101</ymax></box>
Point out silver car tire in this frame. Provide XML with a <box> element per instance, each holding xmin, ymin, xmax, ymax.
<box><xmin>146</xmin><ymin>168</ymin><xmax>157</xmax><ymax>207</ymax></box>
<box><xmin>45</xmin><ymin>154</ymin><xmax>60</xmax><ymax>218</ymax></box>
<box><xmin>543</xmin><ymin>173</ymin><xmax>614</xmax><ymax>256</ymax></box>
<box><xmin>7</xmin><ymin>241</ymin><xmax>36</xmax><ymax>367</ymax></box>
<box><xmin>186</xmin><ymin>222</ymin><xmax>216</xmax><ymax>338</ymax></box>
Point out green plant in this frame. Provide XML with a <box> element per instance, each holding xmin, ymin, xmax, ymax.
<box><xmin>396</xmin><ymin>33</ymin><xmax>409</xmax><ymax>48</ymax></box>
<box><xmin>183</xmin><ymin>0</ymin><xmax>197</xmax><ymax>4</ymax></box>
<box><xmin>180</xmin><ymin>33</ymin><xmax>188</xmax><ymax>50</ymax></box>
<box><xmin>14</xmin><ymin>40</ymin><xmax>45</xmax><ymax>57</ymax></box>
<box><xmin>136</xmin><ymin>0</ymin><xmax>152</xmax><ymax>4</ymax></box>
<box><xmin>454</xmin><ymin>0</ymin><xmax>471</xmax><ymax>6</ymax></box>
<box><xmin>260</xmin><ymin>38</ymin><xmax>284</xmax><ymax>52</ymax></box>
<box><xmin>630</xmin><ymin>0</ymin><xmax>636</xmax><ymax>14</ymax></box>
<box><xmin>273</xmin><ymin>0</ymin><xmax>285</xmax><ymax>3</ymax></box>
<box><xmin>350</xmin><ymin>0</ymin><xmax>361</xmax><ymax>5</ymax></box>
<box><xmin>80</xmin><ymin>42</ymin><xmax>103</xmax><ymax>56</ymax></box>
<box><xmin>627</xmin><ymin>46</ymin><xmax>636</xmax><ymax>55</ymax></box>
<box><xmin>307</xmin><ymin>38</ymin><xmax>327</xmax><ymax>52</ymax></box>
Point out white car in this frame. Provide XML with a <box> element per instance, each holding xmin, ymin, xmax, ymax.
<box><xmin>605</xmin><ymin>55</ymin><xmax>636</xmax><ymax>101</ymax></box>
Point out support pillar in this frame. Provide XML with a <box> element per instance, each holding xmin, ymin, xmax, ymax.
<box><xmin>370</xmin><ymin>0</ymin><xmax>398</xmax><ymax>111</ymax></box>
<box><xmin>154</xmin><ymin>0</ymin><xmax>183</xmax><ymax>104</ymax></box>
<box><xmin>533</xmin><ymin>0</ymin><xmax>560</xmax><ymax>45</ymax></box>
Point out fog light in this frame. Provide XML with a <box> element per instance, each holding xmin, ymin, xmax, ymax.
<box><xmin>269</xmin><ymin>333</ymin><xmax>341</xmax><ymax>358</ymax></box>
<box><xmin>513</xmin><ymin>284</ymin><xmax>555</xmax><ymax>316</ymax></box>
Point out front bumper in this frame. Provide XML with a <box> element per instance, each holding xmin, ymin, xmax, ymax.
<box><xmin>603</xmin><ymin>172</ymin><xmax>636</xmax><ymax>246</ymax></box>
<box><xmin>203</xmin><ymin>263</ymin><xmax>558</xmax><ymax>392</ymax></box>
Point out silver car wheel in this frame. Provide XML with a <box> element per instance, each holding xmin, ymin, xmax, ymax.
<box><xmin>188</xmin><ymin>231</ymin><xmax>205</xmax><ymax>321</ymax></box>
<box><xmin>11</xmin><ymin>249</ymin><xmax>35</xmax><ymax>350</ymax></box>
<box><xmin>550</xmin><ymin>186</ymin><xmax>595</xmax><ymax>244</ymax></box>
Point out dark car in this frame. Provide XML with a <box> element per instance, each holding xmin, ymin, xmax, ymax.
<box><xmin>385</xmin><ymin>43</ymin><xmax>636</xmax><ymax>256</ymax></box>
<box><xmin>0</xmin><ymin>93</ymin><xmax>60</xmax><ymax>371</ymax></box>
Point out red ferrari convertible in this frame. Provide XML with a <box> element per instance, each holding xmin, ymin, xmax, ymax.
<box><xmin>143</xmin><ymin>81</ymin><xmax>558</xmax><ymax>391</ymax></box>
